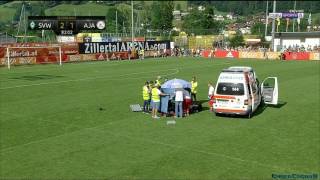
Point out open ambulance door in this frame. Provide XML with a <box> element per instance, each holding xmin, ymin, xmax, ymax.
<box><xmin>260</xmin><ymin>77</ymin><xmax>278</xmax><ymax>105</ymax></box>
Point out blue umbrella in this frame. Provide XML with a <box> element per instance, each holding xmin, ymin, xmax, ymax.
<box><xmin>161</xmin><ymin>78</ymin><xmax>191</xmax><ymax>89</ymax></box>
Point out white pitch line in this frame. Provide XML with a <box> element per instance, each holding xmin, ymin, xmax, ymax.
<box><xmin>0</xmin><ymin>68</ymin><xmax>179</xmax><ymax>90</ymax></box>
<box><xmin>0</xmin><ymin>60</ymin><xmax>230</xmax><ymax>90</ymax></box>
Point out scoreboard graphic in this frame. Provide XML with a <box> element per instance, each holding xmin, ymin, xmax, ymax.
<box><xmin>28</xmin><ymin>16</ymin><xmax>106</xmax><ymax>35</ymax></box>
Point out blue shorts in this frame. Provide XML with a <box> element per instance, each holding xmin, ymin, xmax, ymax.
<box><xmin>152</xmin><ymin>101</ymin><xmax>160</xmax><ymax>110</ymax></box>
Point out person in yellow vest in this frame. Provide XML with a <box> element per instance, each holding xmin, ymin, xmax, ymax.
<box><xmin>191</xmin><ymin>76</ymin><xmax>198</xmax><ymax>101</ymax></box>
<box><xmin>155</xmin><ymin>76</ymin><xmax>162</xmax><ymax>87</ymax></box>
<box><xmin>142</xmin><ymin>81</ymin><xmax>151</xmax><ymax>113</ymax></box>
<box><xmin>151</xmin><ymin>84</ymin><xmax>167</xmax><ymax>119</ymax></box>
<box><xmin>141</xmin><ymin>49</ymin><xmax>145</xmax><ymax>60</ymax></box>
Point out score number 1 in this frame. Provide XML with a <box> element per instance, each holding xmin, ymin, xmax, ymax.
<box><xmin>58</xmin><ymin>21</ymin><xmax>75</xmax><ymax>30</ymax></box>
<box><xmin>58</xmin><ymin>21</ymin><xmax>76</xmax><ymax>35</ymax></box>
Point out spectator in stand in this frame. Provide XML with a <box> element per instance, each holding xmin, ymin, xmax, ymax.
<box><xmin>128</xmin><ymin>47</ymin><xmax>132</xmax><ymax>60</ymax></box>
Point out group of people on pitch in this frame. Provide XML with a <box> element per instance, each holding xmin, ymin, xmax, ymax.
<box><xmin>142</xmin><ymin>76</ymin><xmax>214</xmax><ymax>119</ymax></box>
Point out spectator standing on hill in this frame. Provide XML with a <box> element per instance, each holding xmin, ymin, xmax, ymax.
<box><xmin>128</xmin><ymin>47</ymin><xmax>132</xmax><ymax>60</ymax></box>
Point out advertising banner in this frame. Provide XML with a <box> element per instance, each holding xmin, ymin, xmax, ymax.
<box><xmin>201</xmin><ymin>50</ymin><xmax>215</xmax><ymax>58</ymax></box>
<box><xmin>284</xmin><ymin>52</ymin><xmax>310</xmax><ymax>60</ymax></box>
<box><xmin>81</xmin><ymin>54</ymin><xmax>97</xmax><ymax>61</ymax></box>
<box><xmin>239</xmin><ymin>51</ymin><xmax>264</xmax><ymax>59</ymax></box>
<box><xmin>57</xmin><ymin>36</ymin><xmax>75</xmax><ymax>43</ymax></box>
<box><xmin>0</xmin><ymin>47</ymin><xmax>5</xmax><ymax>58</ymax></box>
<box><xmin>11</xmin><ymin>57</ymin><xmax>36</xmax><ymax>65</ymax></box>
<box><xmin>214</xmin><ymin>50</ymin><xmax>239</xmax><ymax>58</ymax></box>
<box><xmin>95</xmin><ymin>52</ymin><xmax>130</xmax><ymax>61</ymax></box>
<box><xmin>61</xmin><ymin>43</ymin><xmax>79</xmax><ymax>55</ymax></box>
<box><xmin>69</xmin><ymin>54</ymin><xmax>83</xmax><ymax>62</ymax></box>
<box><xmin>310</xmin><ymin>53</ymin><xmax>320</xmax><ymax>60</ymax></box>
<box><xmin>266</xmin><ymin>52</ymin><xmax>281</xmax><ymax>60</ymax></box>
<box><xmin>0</xmin><ymin>58</ymin><xmax>6</xmax><ymax>65</ymax></box>
<box><xmin>78</xmin><ymin>41</ymin><xmax>171</xmax><ymax>54</ymax></box>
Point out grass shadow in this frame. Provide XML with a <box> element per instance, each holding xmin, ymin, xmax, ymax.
<box><xmin>253</xmin><ymin>101</ymin><xmax>287</xmax><ymax>117</ymax></box>
<box><xmin>266</xmin><ymin>101</ymin><xmax>287</xmax><ymax>108</ymax></box>
<box><xmin>10</xmin><ymin>74</ymin><xmax>65</xmax><ymax>81</ymax></box>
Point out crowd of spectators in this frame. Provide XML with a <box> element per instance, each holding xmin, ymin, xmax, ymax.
<box><xmin>152</xmin><ymin>44</ymin><xmax>319</xmax><ymax>59</ymax></box>
<box><xmin>281</xmin><ymin>45</ymin><xmax>320</xmax><ymax>52</ymax></box>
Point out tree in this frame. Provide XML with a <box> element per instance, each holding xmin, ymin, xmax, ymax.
<box><xmin>229</xmin><ymin>32</ymin><xmax>245</xmax><ymax>47</ymax></box>
<box><xmin>176</xmin><ymin>3</ymin><xmax>181</xmax><ymax>11</ymax></box>
<box><xmin>150</xmin><ymin>1</ymin><xmax>174</xmax><ymax>31</ymax></box>
<box><xmin>182</xmin><ymin>6</ymin><xmax>222</xmax><ymax>35</ymax></box>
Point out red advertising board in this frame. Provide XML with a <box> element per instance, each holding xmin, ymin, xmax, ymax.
<box><xmin>201</xmin><ymin>50</ymin><xmax>215</xmax><ymax>58</ymax></box>
<box><xmin>0</xmin><ymin>47</ymin><xmax>5</xmax><ymax>58</ymax></box>
<box><xmin>214</xmin><ymin>50</ymin><xmax>239</xmax><ymax>58</ymax></box>
<box><xmin>284</xmin><ymin>52</ymin><xmax>310</xmax><ymax>61</ymax></box>
<box><xmin>95</xmin><ymin>52</ymin><xmax>130</xmax><ymax>61</ymax></box>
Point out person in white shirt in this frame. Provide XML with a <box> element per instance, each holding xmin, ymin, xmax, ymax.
<box><xmin>208</xmin><ymin>82</ymin><xmax>214</xmax><ymax>98</ymax></box>
<box><xmin>208</xmin><ymin>82</ymin><xmax>215</xmax><ymax>112</ymax></box>
<box><xmin>174</xmin><ymin>88</ymin><xmax>184</xmax><ymax>118</ymax></box>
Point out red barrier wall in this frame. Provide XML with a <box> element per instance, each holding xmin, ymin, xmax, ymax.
<box><xmin>215</xmin><ymin>50</ymin><xmax>239</xmax><ymax>58</ymax></box>
<box><xmin>284</xmin><ymin>52</ymin><xmax>310</xmax><ymax>61</ymax></box>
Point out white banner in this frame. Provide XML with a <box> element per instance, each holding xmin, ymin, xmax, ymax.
<box><xmin>57</xmin><ymin>36</ymin><xmax>75</xmax><ymax>43</ymax></box>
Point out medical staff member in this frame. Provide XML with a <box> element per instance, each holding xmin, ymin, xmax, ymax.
<box><xmin>155</xmin><ymin>76</ymin><xmax>162</xmax><ymax>87</ymax></box>
<box><xmin>151</xmin><ymin>84</ymin><xmax>166</xmax><ymax>119</ymax></box>
<box><xmin>142</xmin><ymin>81</ymin><xmax>151</xmax><ymax>113</ymax></box>
<box><xmin>208</xmin><ymin>82</ymin><xmax>215</xmax><ymax>112</ymax></box>
<box><xmin>175</xmin><ymin>88</ymin><xmax>184</xmax><ymax>118</ymax></box>
<box><xmin>191</xmin><ymin>76</ymin><xmax>198</xmax><ymax>101</ymax></box>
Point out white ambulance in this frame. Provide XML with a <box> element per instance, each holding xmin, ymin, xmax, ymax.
<box><xmin>213</xmin><ymin>66</ymin><xmax>278</xmax><ymax>118</ymax></box>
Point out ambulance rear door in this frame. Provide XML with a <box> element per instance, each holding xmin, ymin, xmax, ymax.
<box><xmin>261</xmin><ymin>77</ymin><xmax>278</xmax><ymax>105</ymax></box>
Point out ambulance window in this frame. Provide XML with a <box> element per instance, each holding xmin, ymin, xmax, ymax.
<box><xmin>217</xmin><ymin>83</ymin><xmax>244</xmax><ymax>95</ymax></box>
<box><xmin>247</xmin><ymin>84</ymin><xmax>252</xmax><ymax>95</ymax></box>
<box><xmin>252</xmin><ymin>84</ymin><xmax>257</xmax><ymax>93</ymax></box>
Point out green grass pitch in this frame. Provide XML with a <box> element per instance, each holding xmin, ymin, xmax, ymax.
<box><xmin>0</xmin><ymin>58</ymin><xmax>319</xmax><ymax>179</ymax></box>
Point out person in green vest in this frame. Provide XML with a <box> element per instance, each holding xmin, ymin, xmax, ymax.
<box><xmin>191</xmin><ymin>76</ymin><xmax>198</xmax><ymax>101</ymax></box>
<box><xmin>142</xmin><ymin>81</ymin><xmax>151</xmax><ymax>113</ymax></box>
<box><xmin>155</xmin><ymin>76</ymin><xmax>162</xmax><ymax>87</ymax></box>
<box><xmin>151</xmin><ymin>84</ymin><xmax>167</xmax><ymax>119</ymax></box>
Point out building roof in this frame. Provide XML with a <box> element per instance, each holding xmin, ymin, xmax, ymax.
<box><xmin>275</xmin><ymin>31</ymin><xmax>320</xmax><ymax>38</ymax></box>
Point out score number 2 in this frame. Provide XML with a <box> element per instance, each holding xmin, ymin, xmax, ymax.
<box><xmin>59</xmin><ymin>21</ymin><xmax>75</xmax><ymax>30</ymax></box>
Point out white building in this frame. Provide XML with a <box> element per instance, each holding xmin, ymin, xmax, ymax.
<box><xmin>173</xmin><ymin>10</ymin><xmax>181</xmax><ymax>20</ymax></box>
<box><xmin>214</xmin><ymin>15</ymin><xmax>224</xmax><ymax>21</ymax></box>
<box><xmin>240</xmin><ymin>27</ymin><xmax>251</xmax><ymax>34</ymax></box>
<box><xmin>226</xmin><ymin>14</ymin><xmax>233</xmax><ymax>20</ymax></box>
<box><xmin>198</xmin><ymin>6</ymin><xmax>205</xmax><ymax>11</ymax></box>
<box><xmin>273</xmin><ymin>32</ymin><xmax>320</xmax><ymax>51</ymax></box>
